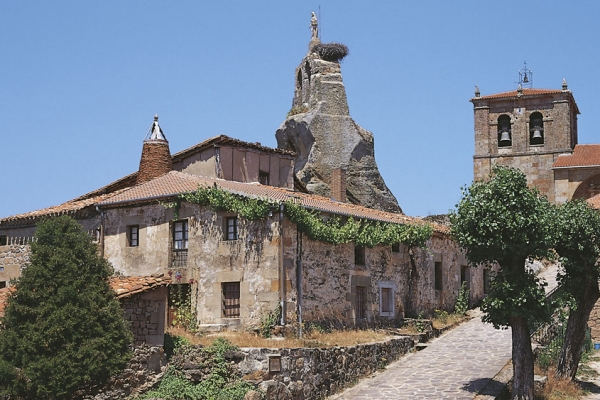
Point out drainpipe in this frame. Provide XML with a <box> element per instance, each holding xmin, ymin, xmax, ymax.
<box><xmin>279</xmin><ymin>203</ymin><xmax>286</xmax><ymax>326</ymax></box>
<box><xmin>95</xmin><ymin>206</ymin><xmax>105</xmax><ymax>258</ymax></box>
<box><xmin>297</xmin><ymin>227</ymin><xmax>303</xmax><ymax>338</ymax></box>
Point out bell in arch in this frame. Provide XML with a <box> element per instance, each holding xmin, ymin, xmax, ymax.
<box><xmin>500</xmin><ymin>130</ymin><xmax>511</xmax><ymax>143</ymax></box>
<box><xmin>532</xmin><ymin>127</ymin><xmax>543</xmax><ymax>139</ymax></box>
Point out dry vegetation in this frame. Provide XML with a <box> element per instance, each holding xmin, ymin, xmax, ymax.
<box><xmin>532</xmin><ymin>367</ymin><xmax>589</xmax><ymax>400</ymax></box>
<box><xmin>167</xmin><ymin>327</ymin><xmax>391</xmax><ymax>349</ymax></box>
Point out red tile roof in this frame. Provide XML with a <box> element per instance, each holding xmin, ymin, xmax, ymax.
<box><xmin>552</xmin><ymin>145</ymin><xmax>600</xmax><ymax>169</ymax></box>
<box><xmin>110</xmin><ymin>275</ymin><xmax>171</xmax><ymax>299</ymax></box>
<box><xmin>1</xmin><ymin>135</ymin><xmax>293</xmax><ymax>225</ymax></box>
<box><xmin>474</xmin><ymin>88</ymin><xmax>565</xmax><ymax>100</ymax></box>
<box><xmin>99</xmin><ymin>171</ymin><xmax>447</xmax><ymax>234</ymax></box>
<box><xmin>0</xmin><ymin>275</ymin><xmax>170</xmax><ymax>316</ymax></box>
<box><xmin>0</xmin><ymin>189</ymin><xmax>129</xmax><ymax>225</ymax></box>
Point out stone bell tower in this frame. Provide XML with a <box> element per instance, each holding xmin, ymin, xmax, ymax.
<box><xmin>276</xmin><ymin>13</ymin><xmax>402</xmax><ymax>213</ymax></box>
<box><xmin>471</xmin><ymin>67</ymin><xmax>579</xmax><ymax>203</ymax></box>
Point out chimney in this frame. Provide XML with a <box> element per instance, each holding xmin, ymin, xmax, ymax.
<box><xmin>331</xmin><ymin>168</ymin><xmax>347</xmax><ymax>202</ymax></box>
<box><xmin>137</xmin><ymin>115</ymin><xmax>173</xmax><ymax>185</ymax></box>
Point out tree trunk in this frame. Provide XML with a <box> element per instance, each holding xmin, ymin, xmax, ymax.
<box><xmin>510</xmin><ymin>316</ymin><xmax>535</xmax><ymax>400</ymax></box>
<box><xmin>405</xmin><ymin>248</ymin><xmax>419</xmax><ymax>316</ymax></box>
<box><xmin>556</xmin><ymin>281</ymin><xmax>600</xmax><ymax>380</ymax></box>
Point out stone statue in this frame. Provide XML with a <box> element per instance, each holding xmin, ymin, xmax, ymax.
<box><xmin>310</xmin><ymin>11</ymin><xmax>318</xmax><ymax>39</ymax></box>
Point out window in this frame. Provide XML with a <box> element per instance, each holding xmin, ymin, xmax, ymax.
<box><xmin>391</xmin><ymin>242</ymin><xmax>400</xmax><ymax>253</ymax></box>
<box><xmin>355</xmin><ymin>286</ymin><xmax>367</xmax><ymax>319</ymax></box>
<box><xmin>354</xmin><ymin>246</ymin><xmax>365</xmax><ymax>265</ymax></box>
<box><xmin>173</xmin><ymin>221</ymin><xmax>188</xmax><ymax>250</ymax></box>
<box><xmin>259</xmin><ymin>171</ymin><xmax>270</xmax><ymax>185</ymax></box>
<box><xmin>0</xmin><ymin>236</ymin><xmax>6</xmax><ymax>246</ymax></box>
<box><xmin>379</xmin><ymin>282</ymin><xmax>396</xmax><ymax>317</ymax></box>
<box><xmin>497</xmin><ymin>115</ymin><xmax>512</xmax><ymax>147</ymax></box>
<box><xmin>434</xmin><ymin>261</ymin><xmax>443</xmax><ymax>291</ymax></box>
<box><xmin>529</xmin><ymin>112</ymin><xmax>544</xmax><ymax>145</ymax></box>
<box><xmin>0</xmin><ymin>282</ymin><xmax>6</xmax><ymax>289</ymax></box>
<box><xmin>127</xmin><ymin>225</ymin><xmax>139</xmax><ymax>247</ymax></box>
<box><xmin>225</xmin><ymin>217</ymin><xmax>238</xmax><ymax>240</ymax></box>
<box><xmin>222</xmin><ymin>282</ymin><xmax>240</xmax><ymax>318</ymax></box>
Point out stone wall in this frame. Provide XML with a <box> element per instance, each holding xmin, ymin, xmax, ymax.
<box><xmin>170</xmin><ymin>336</ymin><xmax>414</xmax><ymax>400</ymax></box>
<box><xmin>121</xmin><ymin>287</ymin><xmax>167</xmax><ymax>346</ymax></box>
<box><xmin>79</xmin><ymin>345</ymin><xmax>167</xmax><ymax>400</ymax></box>
<box><xmin>0</xmin><ymin>244</ymin><xmax>30</xmax><ymax>286</ymax></box>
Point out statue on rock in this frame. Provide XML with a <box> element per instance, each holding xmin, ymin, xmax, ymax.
<box><xmin>310</xmin><ymin>11</ymin><xmax>319</xmax><ymax>39</ymax></box>
<box><xmin>275</xmin><ymin>20</ymin><xmax>402</xmax><ymax>214</ymax></box>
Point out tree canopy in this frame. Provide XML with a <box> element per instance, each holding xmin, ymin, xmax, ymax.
<box><xmin>0</xmin><ymin>216</ymin><xmax>132</xmax><ymax>399</ymax></box>
<box><xmin>450</xmin><ymin>166</ymin><xmax>554</xmax><ymax>399</ymax></box>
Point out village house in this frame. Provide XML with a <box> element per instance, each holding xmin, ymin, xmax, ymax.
<box><xmin>0</xmin><ymin>20</ymin><xmax>486</xmax><ymax>335</ymax></box>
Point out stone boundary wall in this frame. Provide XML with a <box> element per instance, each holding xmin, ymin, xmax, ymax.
<box><xmin>79</xmin><ymin>345</ymin><xmax>167</xmax><ymax>400</ymax></box>
<box><xmin>207</xmin><ymin>336</ymin><xmax>413</xmax><ymax>399</ymax></box>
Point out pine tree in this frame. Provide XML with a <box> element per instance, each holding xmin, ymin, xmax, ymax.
<box><xmin>0</xmin><ymin>216</ymin><xmax>132</xmax><ymax>399</ymax></box>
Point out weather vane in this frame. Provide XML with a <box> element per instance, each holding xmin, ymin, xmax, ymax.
<box><xmin>518</xmin><ymin>61</ymin><xmax>533</xmax><ymax>88</ymax></box>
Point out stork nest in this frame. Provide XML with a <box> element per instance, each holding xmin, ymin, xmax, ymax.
<box><xmin>312</xmin><ymin>43</ymin><xmax>349</xmax><ymax>62</ymax></box>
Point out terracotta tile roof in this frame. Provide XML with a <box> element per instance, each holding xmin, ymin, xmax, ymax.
<box><xmin>587</xmin><ymin>194</ymin><xmax>600</xmax><ymax>209</ymax></box>
<box><xmin>172</xmin><ymin>134</ymin><xmax>295</xmax><ymax>161</ymax></box>
<box><xmin>99</xmin><ymin>171</ymin><xmax>447</xmax><ymax>234</ymax></box>
<box><xmin>110</xmin><ymin>275</ymin><xmax>171</xmax><ymax>299</ymax></box>
<box><xmin>474</xmin><ymin>88</ymin><xmax>566</xmax><ymax>100</ymax></box>
<box><xmin>0</xmin><ymin>275</ymin><xmax>170</xmax><ymax>316</ymax></box>
<box><xmin>0</xmin><ymin>189</ymin><xmax>129</xmax><ymax>225</ymax></box>
<box><xmin>1</xmin><ymin>135</ymin><xmax>294</xmax><ymax>225</ymax></box>
<box><xmin>552</xmin><ymin>145</ymin><xmax>600</xmax><ymax>169</ymax></box>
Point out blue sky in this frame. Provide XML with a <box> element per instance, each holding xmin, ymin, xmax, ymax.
<box><xmin>2</xmin><ymin>2</ymin><xmax>600</xmax><ymax>218</ymax></box>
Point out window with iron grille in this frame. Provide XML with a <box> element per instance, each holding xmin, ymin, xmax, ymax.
<box><xmin>225</xmin><ymin>217</ymin><xmax>238</xmax><ymax>240</ymax></box>
<box><xmin>127</xmin><ymin>225</ymin><xmax>139</xmax><ymax>247</ymax></box>
<box><xmin>222</xmin><ymin>282</ymin><xmax>240</xmax><ymax>318</ymax></box>
<box><xmin>381</xmin><ymin>287</ymin><xmax>392</xmax><ymax>313</ymax></box>
<box><xmin>355</xmin><ymin>286</ymin><xmax>366</xmax><ymax>319</ymax></box>
<box><xmin>173</xmin><ymin>221</ymin><xmax>188</xmax><ymax>250</ymax></box>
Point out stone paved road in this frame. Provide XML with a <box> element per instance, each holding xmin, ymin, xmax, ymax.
<box><xmin>329</xmin><ymin>311</ymin><xmax>512</xmax><ymax>400</ymax></box>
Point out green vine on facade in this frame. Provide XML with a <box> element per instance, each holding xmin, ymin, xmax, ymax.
<box><xmin>175</xmin><ymin>186</ymin><xmax>433</xmax><ymax>249</ymax></box>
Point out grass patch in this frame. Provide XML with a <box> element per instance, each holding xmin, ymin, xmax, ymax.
<box><xmin>167</xmin><ymin>327</ymin><xmax>391</xmax><ymax>349</ymax></box>
<box><xmin>534</xmin><ymin>368</ymin><xmax>588</xmax><ymax>400</ymax></box>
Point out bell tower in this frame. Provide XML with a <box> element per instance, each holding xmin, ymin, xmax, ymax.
<box><xmin>471</xmin><ymin>67</ymin><xmax>579</xmax><ymax>203</ymax></box>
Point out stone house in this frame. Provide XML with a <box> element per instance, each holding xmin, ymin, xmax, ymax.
<box><xmin>0</xmin><ymin>25</ymin><xmax>485</xmax><ymax>333</ymax></box>
<box><xmin>95</xmin><ymin>169</ymin><xmax>482</xmax><ymax>330</ymax></box>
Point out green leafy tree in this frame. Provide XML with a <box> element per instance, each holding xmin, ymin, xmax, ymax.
<box><xmin>450</xmin><ymin>166</ymin><xmax>554</xmax><ymax>400</ymax></box>
<box><xmin>552</xmin><ymin>199</ymin><xmax>600</xmax><ymax>380</ymax></box>
<box><xmin>0</xmin><ymin>216</ymin><xmax>132</xmax><ymax>399</ymax></box>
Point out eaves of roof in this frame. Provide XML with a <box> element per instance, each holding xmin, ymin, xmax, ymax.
<box><xmin>171</xmin><ymin>134</ymin><xmax>295</xmax><ymax>162</ymax></box>
<box><xmin>98</xmin><ymin>171</ymin><xmax>448</xmax><ymax>235</ymax></box>
<box><xmin>552</xmin><ymin>145</ymin><xmax>600</xmax><ymax>169</ymax></box>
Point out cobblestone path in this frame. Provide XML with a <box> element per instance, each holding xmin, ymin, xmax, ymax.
<box><xmin>329</xmin><ymin>311</ymin><xmax>512</xmax><ymax>399</ymax></box>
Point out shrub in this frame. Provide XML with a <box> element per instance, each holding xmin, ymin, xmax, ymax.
<box><xmin>0</xmin><ymin>216</ymin><xmax>132</xmax><ymax>399</ymax></box>
<box><xmin>454</xmin><ymin>282</ymin><xmax>470</xmax><ymax>316</ymax></box>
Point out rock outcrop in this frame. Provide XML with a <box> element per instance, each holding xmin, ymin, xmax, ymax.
<box><xmin>276</xmin><ymin>45</ymin><xmax>402</xmax><ymax>213</ymax></box>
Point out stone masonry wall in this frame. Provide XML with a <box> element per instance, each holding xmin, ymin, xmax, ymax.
<box><xmin>79</xmin><ymin>345</ymin><xmax>167</xmax><ymax>400</ymax></box>
<box><xmin>121</xmin><ymin>287</ymin><xmax>167</xmax><ymax>346</ymax></box>
<box><xmin>0</xmin><ymin>244</ymin><xmax>30</xmax><ymax>285</ymax></box>
<box><xmin>170</xmin><ymin>336</ymin><xmax>414</xmax><ymax>400</ymax></box>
